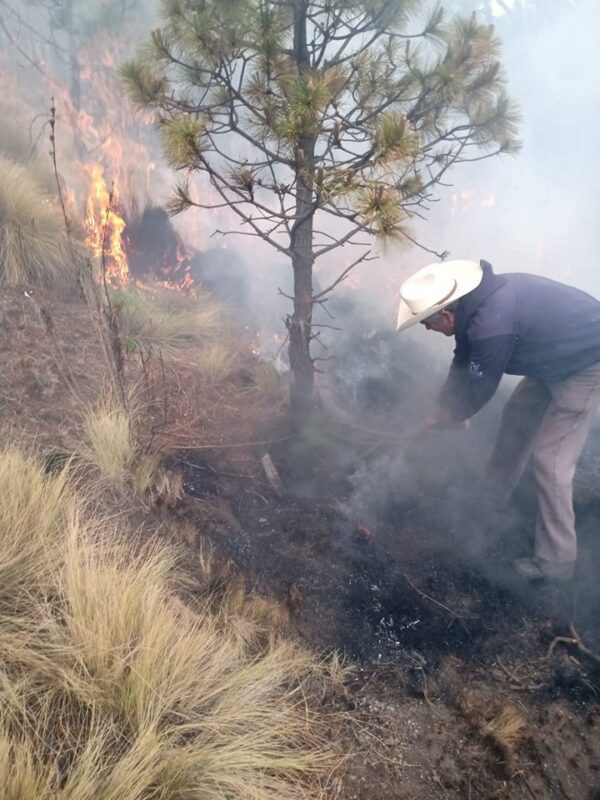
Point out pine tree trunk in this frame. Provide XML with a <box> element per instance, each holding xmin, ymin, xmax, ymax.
<box><xmin>289</xmin><ymin>0</ymin><xmax>316</xmax><ymax>417</ymax></box>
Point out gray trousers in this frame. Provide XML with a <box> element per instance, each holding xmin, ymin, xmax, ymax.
<box><xmin>487</xmin><ymin>362</ymin><xmax>600</xmax><ymax>564</ymax></box>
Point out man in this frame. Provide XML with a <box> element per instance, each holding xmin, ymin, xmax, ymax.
<box><xmin>396</xmin><ymin>259</ymin><xmax>600</xmax><ymax>581</ymax></box>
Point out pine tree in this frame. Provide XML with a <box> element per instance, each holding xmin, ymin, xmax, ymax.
<box><xmin>123</xmin><ymin>0</ymin><xmax>520</xmax><ymax>414</ymax></box>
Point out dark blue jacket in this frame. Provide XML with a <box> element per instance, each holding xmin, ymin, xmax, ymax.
<box><xmin>442</xmin><ymin>260</ymin><xmax>600</xmax><ymax>420</ymax></box>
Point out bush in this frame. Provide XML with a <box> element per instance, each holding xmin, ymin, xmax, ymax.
<box><xmin>0</xmin><ymin>157</ymin><xmax>74</xmax><ymax>286</ymax></box>
<box><xmin>0</xmin><ymin>445</ymin><xmax>333</xmax><ymax>798</ymax></box>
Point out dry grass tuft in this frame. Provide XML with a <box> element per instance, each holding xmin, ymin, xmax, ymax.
<box><xmin>0</xmin><ymin>446</ymin><xmax>73</xmax><ymax>610</ymax></box>
<box><xmin>0</xmin><ymin>115</ymin><xmax>40</xmax><ymax>166</ymax></box>
<box><xmin>247</xmin><ymin>361</ymin><xmax>288</xmax><ymax>411</ymax></box>
<box><xmin>0</xmin><ymin>111</ymin><xmax>56</xmax><ymax>194</ymax></box>
<box><xmin>80</xmin><ymin>399</ymin><xmax>138</xmax><ymax>483</ymax></box>
<box><xmin>482</xmin><ymin>704</ymin><xmax>527</xmax><ymax>752</ymax></box>
<box><xmin>113</xmin><ymin>284</ymin><xmax>244</xmax><ymax>390</ymax></box>
<box><xmin>78</xmin><ymin>397</ymin><xmax>163</xmax><ymax>497</ymax></box>
<box><xmin>0</xmin><ymin>444</ymin><xmax>334</xmax><ymax>798</ymax></box>
<box><xmin>194</xmin><ymin>340</ymin><xmax>239</xmax><ymax>385</ymax></box>
<box><xmin>0</xmin><ymin>723</ymin><xmax>54</xmax><ymax>798</ymax></box>
<box><xmin>461</xmin><ymin>690</ymin><xmax>527</xmax><ymax>769</ymax></box>
<box><xmin>194</xmin><ymin>544</ymin><xmax>291</xmax><ymax>633</ymax></box>
<box><xmin>0</xmin><ymin>157</ymin><xmax>75</xmax><ymax>286</ymax></box>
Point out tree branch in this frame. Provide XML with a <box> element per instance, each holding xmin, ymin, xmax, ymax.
<box><xmin>313</xmin><ymin>250</ymin><xmax>377</xmax><ymax>300</ymax></box>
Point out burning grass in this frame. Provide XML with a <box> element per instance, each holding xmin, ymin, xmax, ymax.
<box><xmin>0</xmin><ymin>444</ymin><xmax>335</xmax><ymax>799</ymax></box>
<box><xmin>0</xmin><ymin>157</ymin><xmax>76</xmax><ymax>287</ymax></box>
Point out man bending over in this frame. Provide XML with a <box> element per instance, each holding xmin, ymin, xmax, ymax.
<box><xmin>397</xmin><ymin>259</ymin><xmax>600</xmax><ymax>581</ymax></box>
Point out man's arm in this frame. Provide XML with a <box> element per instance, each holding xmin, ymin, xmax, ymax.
<box><xmin>434</xmin><ymin>334</ymin><xmax>519</xmax><ymax>423</ymax></box>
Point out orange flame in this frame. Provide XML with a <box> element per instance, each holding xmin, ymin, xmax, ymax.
<box><xmin>83</xmin><ymin>164</ymin><xmax>129</xmax><ymax>285</ymax></box>
<box><xmin>0</xmin><ymin>24</ymin><xmax>199</xmax><ymax>291</ymax></box>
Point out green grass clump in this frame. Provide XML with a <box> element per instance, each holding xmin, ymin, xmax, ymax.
<box><xmin>113</xmin><ymin>284</ymin><xmax>239</xmax><ymax>382</ymax></box>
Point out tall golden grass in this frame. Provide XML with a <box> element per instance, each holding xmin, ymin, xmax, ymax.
<box><xmin>78</xmin><ymin>397</ymin><xmax>183</xmax><ymax>506</ymax></box>
<box><xmin>80</xmin><ymin>400</ymin><xmax>137</xmax><ymax>479</ymax></box>
<box><xmin>0</xmin><ymin>157</ymin><xmax>75</xmax><ymax>286</ymax></box>
<box><xmin>0</xmin><ymin>446</ymin><xmax>333</xmax><ymax>798</ymax></box>
<box><xmin>0</xmin><ymin>447</ymin><xmax>72</xmax><ymax>609</ymax></box>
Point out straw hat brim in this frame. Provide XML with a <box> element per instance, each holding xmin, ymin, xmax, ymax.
<box><xmin>396</xmin><ymin>260</ymin><xmax>483</xmax><ymax>332</ymax></box>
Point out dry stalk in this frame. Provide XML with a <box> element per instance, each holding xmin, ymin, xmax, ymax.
<box><xmin>11</xmin><ymin>99</ymin><xmax>83</xmax><ymax>402</ymax></box>
<box><xmin>403</xmin><ymin>573</ymin><xmax>474</xmax><ymax>620</ymax></box>
<box><xmin>50</xmin><ymin>100</ymin><xmax>129</xmax><ymax>411</ymax></box>
<box><xmin>49</xmin><ymin>98</ymin><xmax>70</xmax><ymax>235</ymax></box>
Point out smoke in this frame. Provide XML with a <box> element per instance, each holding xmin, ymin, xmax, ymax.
<box><xmin>412</xmin><ymin>0</ymin><xmax>600</xmax><ymax>291</ymax></box>
<box><xmin>3</xmin><ymin>0</ymin><xmax>599</xmax><ymax>591</ymax></box>
<box><xmin>192</xmin><ymin>0</ymin><xmax>600</xmax><ymax>397</ymax></box>
<box><xmin>0</xmin><ymin>0</ymin><xmax>166</xmax><ymax>212</ymax></box>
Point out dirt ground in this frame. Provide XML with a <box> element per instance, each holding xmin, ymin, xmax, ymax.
<box><xmin>3</xmin><ymin>288</ymin><xmax>600</xmax><ymax>800</ymax></box>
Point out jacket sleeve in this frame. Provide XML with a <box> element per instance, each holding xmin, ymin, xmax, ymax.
<box><xmin>439</xmin><ymin>334</ymin><xmax>518</xmax><ymax>421</ymax></box>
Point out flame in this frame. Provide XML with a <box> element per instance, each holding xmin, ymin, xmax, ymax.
<box><xmin>0</xmin><ymin>21</ymin><xmax>205</xmax><ymax>293</ymax></box>
<box><xmin>83</xmin><ymin>164</ymin><xmax>129</xmax><ymax>284</ymax></box>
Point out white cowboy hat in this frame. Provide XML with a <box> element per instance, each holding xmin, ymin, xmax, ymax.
<box><xmin>396</xmin><ymin>259</ymin><xmax>483</xmax><ymax>332</ymax></box>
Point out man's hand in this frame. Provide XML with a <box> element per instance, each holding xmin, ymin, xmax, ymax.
<box><xmin>423</xmin><ymin>408</ymin><xmax>470</xmax><ymax>430</ymax></box>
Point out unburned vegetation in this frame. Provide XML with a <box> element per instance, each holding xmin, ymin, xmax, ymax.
<box><xmin>0</xmin><ymin>446</ymin><xmax>337</xmax><ymax>800</ymax></box>
<box><xmin>0</xmin><ymin>148</ymin><xmax>340</xmax><ymax>794</ymax></box>
<box><xmin>0</xmin><ymin>156</ymin><xmax>74</xmax><ymax>287</ymax></box>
